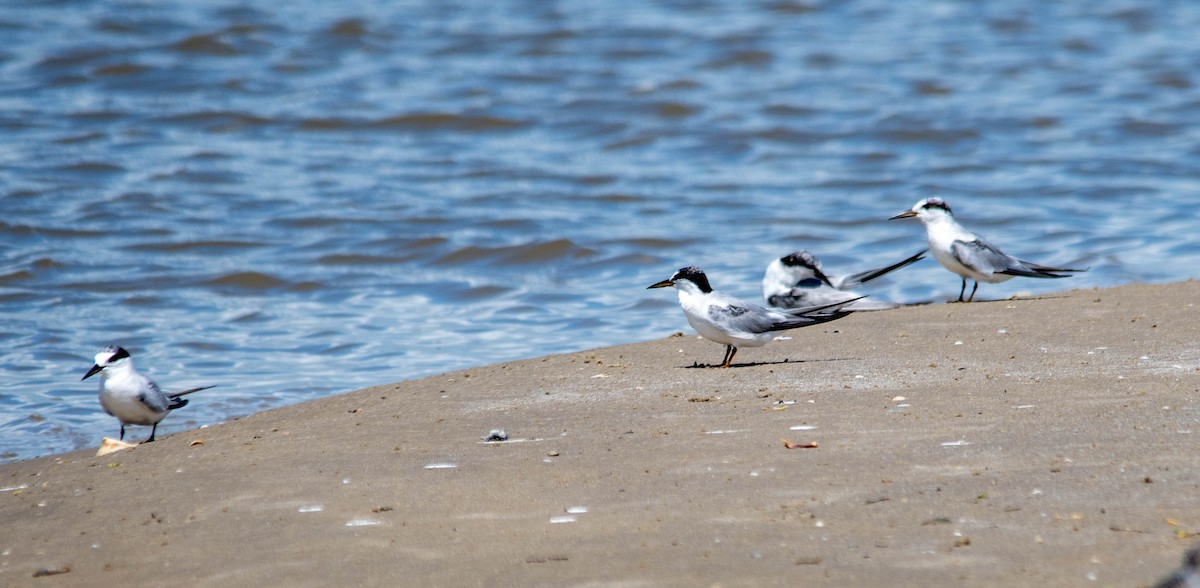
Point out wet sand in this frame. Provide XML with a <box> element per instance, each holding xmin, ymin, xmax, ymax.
<box><xmin>2</xmin><ymin>281</ymin><xmax>1199</xmax><ymax>587</ymax></box>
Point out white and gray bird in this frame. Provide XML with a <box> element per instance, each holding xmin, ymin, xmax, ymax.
<box><xmin>890</xmin><ymin>198</ymin><xmax>1087</xmax><ymax>302</ymax></box>
<box><xmin>648</xmin><ymin>266</ymin><xmax>859</xmax><ymax>368</ymax></box>
<box><xmin>762</xmin><ymin>249</ymin><xmax>926</xmax><ymax>311</ymax></box>
<box><xmin>81</xmin><ymin>345</ymin><xmax>213</xmax><ymax>443</ymax></box>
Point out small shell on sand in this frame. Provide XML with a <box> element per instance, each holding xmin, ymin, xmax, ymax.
<box><xmin>96</xmin><ymin>437</ymin><xmax>137</xmax><ymax>456</ymax></box>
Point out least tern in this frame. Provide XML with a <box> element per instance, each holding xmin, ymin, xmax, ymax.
<box><xmin>763</xmin><ymin>249</ymin><xmax>926</xmax><ymax>310</ymax></box>
<box><xmin>82</xmin><ymin>345</ymin><xmax>213</xmax><ymax>442</ymax></box>
<box><xmin>890</xmin><ymin>198</ymin><xmax>1087</xmax><ymax>302</ymax></box>
<box><xmin>648</xmin><ymin>266</ymin><xmax>858</xmax><ymax>368</ymax></box>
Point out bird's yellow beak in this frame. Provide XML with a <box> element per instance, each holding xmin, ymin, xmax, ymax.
<box><xmin>647</xmin><ymin>279</ymin><xmax>674</xmax><ymax>289</ymax></box>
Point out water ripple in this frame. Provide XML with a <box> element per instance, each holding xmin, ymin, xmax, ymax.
<box><xmin>2</xmin><ymin>0</ymin><xmax>1199</xmax><ymax>462</ymax></box>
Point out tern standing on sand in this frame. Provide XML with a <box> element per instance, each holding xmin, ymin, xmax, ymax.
<box><xmin>648</xmin><ymin>266</ymin><xmax>857</xmax><ymax>368</ymax></box>
<box><xmin>890</xmin><ymin>198</ymin><xmax>1086</xmax><ymax>302</ymax></box>
<box><xmin>82</xmin><ymin>345</ymin><xmax>213</xmax><ymax>442</ymax></box>
<box><xmin>762</xmin><ymin>249</ymin><xmax>926</xmax><ymax>310</ymax></box>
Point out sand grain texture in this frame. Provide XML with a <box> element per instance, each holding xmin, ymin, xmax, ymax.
<box><xmin>2</xmin><ymin>281</ymin><xmax>1199</xmax><ymax>587</ymax></box>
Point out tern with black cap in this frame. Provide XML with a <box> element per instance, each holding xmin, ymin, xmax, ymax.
<box><xmin>648</xmin><ymin>266</ymin><xmax>859</xmax><ymax>368</ymax></box>
<box><xmin>763</xmin><ymin>249</ymin><xmax>926</xmax><ymax>310</ymax></box>
<box><xmin>82</xmin><ymin>345</ymin><xmax>213</xmax><ymax>442</ymax></box>
<box><xmin>890</xmin><ymin>198</ymin><xmax>1087</xmax><ymax>302</ymax></box>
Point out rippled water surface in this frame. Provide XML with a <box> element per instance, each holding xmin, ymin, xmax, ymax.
<box><xmin>3</xmin><ymin>0</ymin><xmax>1199</xmax><ymax>461</ymax></box>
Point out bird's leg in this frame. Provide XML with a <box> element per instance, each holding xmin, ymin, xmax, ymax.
<box><xmin>967</xmin><ymin>281</ymin><xmax>979</xmax><ymax>302</ymax></box>
<box><xmin>145</xmin><ymin>423</ymin><xmax>158</xmax><ymax>443</ymax></box>
<box><xmin>716</xmin><ymin>345</ymin><xmax>732</xmax><ymax>368</ymax></box>
<box><xmin>119</xmin><ymin>424</ymin><xmax>126</xmax><ymax>441</ymax></box>
<box><xmin>957</xmin><ymin>278</ymin><xmax>967</xmax><ymax>303</ymax></box>
<box><xmin>722</xmin><ymin>346</ymin><xmax>738</xmax><ymax>368</ymax></box>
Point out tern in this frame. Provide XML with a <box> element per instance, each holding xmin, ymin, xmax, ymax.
<box><xmin>82</xmin><ymin>345</ymin><xmax>213</xmax><ymax>442</ymax></box>
<box><xmin>890</xmin><ymin>198</ymin><xmax>1087</xmax><ymax>302</ymax></box>
<box><xmin>648</xmin><ymin>266</ymin><xmax>858</xmax><ymax>368</ymax></box>
<box><xmin>763</xmin><ymin>249</ymin><xmax>926</xmax><ymax>310</ymax></box>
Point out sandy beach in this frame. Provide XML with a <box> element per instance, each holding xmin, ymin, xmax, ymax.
<box><xmin>2</xmin><ymin>281</ymin><xmax>1198</xmax><ymax>587</ymax></box>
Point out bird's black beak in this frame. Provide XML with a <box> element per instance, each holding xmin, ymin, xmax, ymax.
<box><xmin>889</xmin><ymin>210</ymin><xmax>917</xmax><ymax>220</ymax></box>
<box><xmin>82</xmin><ymin>364</ymin><xmax>104</xmax><ymax>381</ymax></box>
<box><xmin>647</xmin><ymin>279</ymin><xmax>674</xmax><ymax>289</ymax></box>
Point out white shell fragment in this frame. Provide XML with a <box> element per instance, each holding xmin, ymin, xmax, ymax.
<box><xmin>96</xmin><ymin>437</ymin><xmax>137</xmax><ymax>456</ymax></box>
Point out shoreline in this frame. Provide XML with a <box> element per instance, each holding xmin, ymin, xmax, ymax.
<box><xmin>2</xmin><ymin>280</ymin><xmax>1198</xmax><ymax>586</ymax></box>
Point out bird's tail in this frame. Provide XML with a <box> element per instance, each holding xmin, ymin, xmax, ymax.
<box><xmin>840</xmin><ymin>249</ymin><xmax>928</xmax><ymax>289</ymax></box>
<box><xmin>168</xmin><ymin>385</ymin><xmax>215</xmax><ymax>398</ymax></box>
<box><xmin>1002</xmin><ymin>261</ymin><xmax>1089</xmax><ymax>279</ymax></box>
<box><xmin>168</xmin><ymin>397</ymin><xmax>190</xmax><ymax>410</ymax></box>
<box><xmin>1023</xmin><ymin>261</ymin><xmax>1088</xmax><ymax>274</ymax></box>
<box><xmin>781</xmin><ymin>295</ymin><xmax>867</xmax><ymax>317</ymax></box>
<box><xmin>768</xmin><ymin>309</ymin><xmax>854</xmax><ymax>332</ymax></box>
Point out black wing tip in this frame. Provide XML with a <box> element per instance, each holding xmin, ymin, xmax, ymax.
<box><xmin>767</xmin><ymin>310</ymin><xmax>854</xmax><ymax>331</ymax></box>
<box><xmin>844</xmin><ymin>251</ymin><xmax>928</xmax><ymax>287</ymax></box>
<box><xmin>807</xmin><ymin>309</ymin><xmax>856</xmax><ymax>324</ymax></box>
<box><xmin>1033</xmin><ymin>267</ymin><xmax>1088</xmax><ymax>274</ymax></box>
<box><xmin>1001</xmin><ymin>264</ymin><xmax>1088</xmax><ymax>278</ymax></box>
<box><xmin>787</xmin><ymin>295</ymin><xmax>866</xmax><ymax>316</ymax></box>
<box><xmin>169</xmin><ymin>385</ymin><xmax>216</xmax><ymax>398</ymax></box>
<box><xmin>1020</xmin><ymin>260</ymin><xmax>1089</xmax><ymax>274</ymax></box>
<box><xmin>997</xmin><ymin>269</ymin><xmax>1070</xmax><ymax>279</ymax></box>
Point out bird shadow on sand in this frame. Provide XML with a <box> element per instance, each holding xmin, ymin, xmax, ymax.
<box><xmin>683</xmin><ymin>357</ymin><xmax>857</xmax><ymax>369</ymax></box>
<box><xmin>942</xmin><ymin>293</ymin><xmax>1075</xmax><ymax>304</ymax></box>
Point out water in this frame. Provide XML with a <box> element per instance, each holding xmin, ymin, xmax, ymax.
<box><xmin>2</xmin><ymin>0</ymin><xmax>1198</xmax><ymax>462</ymax></box>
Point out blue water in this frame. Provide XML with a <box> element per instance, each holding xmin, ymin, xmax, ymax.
<box><xmin>2</xmin><ymin>0</ymin><xmax>1198</xmax><ymax>461</ymax></box>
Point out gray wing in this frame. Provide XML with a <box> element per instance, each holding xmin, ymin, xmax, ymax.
<box><xmin>707</xmin><ymin>302</ymin><xmax>782</xmax><ymax>335</ymax></box>
<box><xmin>768</xmin><ymin>286</ymin><xmax>860</xmax><ymax>309</ymax></box>
<box><xmin>838</xmin><ymin>250</ymin><xmax>927</xmax><ymax>289</ymax></box>
<box><xmin>950</xmin><ymin>238</ymin><xmax>1025</xmax><ymax>276</ymax></box>
<box><xmin>137</xmin><ymin>377</ymin><xmax>172</xmax><ymax>413</ymax></box>
<box><xmin>952</xmin><ymin>238</ymin><xmax>1074</xmax><ymax>278</ymax></box>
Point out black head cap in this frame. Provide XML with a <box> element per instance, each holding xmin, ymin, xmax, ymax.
<box><xmin>779</xmin><ymin>251</ymin><xmax>819</xmax><ymax>270</ymax></box>
<box><xmin>101</xmin><ymin>345</ymin><xmax>131</xmax><ymax>362</ymax></box>
<box><xmin>671</xmin><ymin>266</ymin><xmax>713</xmax><ymax>293</ymax></box>
<box><xmin>83</xmin><ymin>345</ymin><xmax>131</xmax><ymax>380</ymax></box>
<box><xmin>921</xmin><ymin>197</ymin><xmax>952</xmax><ymax>214</ymax></box>
<box><xmin>779</xmin><ymin>251</ymin><xmax>834</xmax><ymax>286</ymax></box>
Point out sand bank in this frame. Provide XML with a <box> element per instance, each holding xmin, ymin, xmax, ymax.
<box><xmin>2</xmin><ymin>281</ymin><xmax>1198</xmax><ymax>587</ymax></box>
